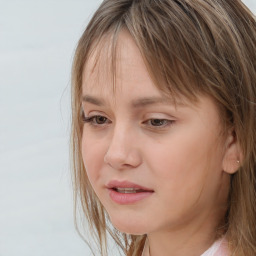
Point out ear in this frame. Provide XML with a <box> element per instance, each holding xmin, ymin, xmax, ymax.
<box><xmin>222</xmin><ymin>129</ymin><xmax>242</xmax><ymax>174</ymax></box>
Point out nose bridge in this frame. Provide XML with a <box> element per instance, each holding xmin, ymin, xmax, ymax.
<box><xmin>108</xmin><ymin>121</ymin><xmax>134</xmax><ymax>157</ymax></box>
<box><xmin>104</xmin><ymin>120</ymin><xmax>141</xmax><ymax>169</ymax></box>
<box><xmin>111</xmin><ymin>122</ymin><xmax>130</xmax><ymax>147</ymax></box>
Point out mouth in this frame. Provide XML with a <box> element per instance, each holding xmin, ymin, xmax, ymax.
<box><xmin>113</xmin><ymin>187</ymin><xmax>149</xmax><ymax>193</ymax></box>
<box><xmin>106</xmin><ymin>180</ymin><xmax>154</xmax><ymax>204</ymax></box>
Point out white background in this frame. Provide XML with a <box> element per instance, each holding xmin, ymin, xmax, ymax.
<box><xmin>0</xmin><ymin>1</ymin><xmax>255</xmax><ymax>255</ymax></box>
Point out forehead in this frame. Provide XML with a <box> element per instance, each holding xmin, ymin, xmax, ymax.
<box><xmin>82</xmin><ymin>30</ymin><xmax>152</xmax><ymax>92</ymax></box>
<box><xmin>81</xmin><ymin>30</ymin><xmax>199</xmax><ymax>109</ymax></box>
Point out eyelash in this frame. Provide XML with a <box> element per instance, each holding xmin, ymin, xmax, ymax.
<box><xmin>82</xmin><ymin>115</ymin><xmax>111</xmax><ymax>126</ymax></box>
<box><xmin>143</xmin><ymin>119</ymin><xmax>174</xmax><ymax>128</ymax></box>
<box><xmin>82</xmin><ymin>113</ymin><xmax>174</xmax><ymax>129</ymax></box>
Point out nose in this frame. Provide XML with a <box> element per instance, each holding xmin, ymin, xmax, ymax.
<box><xmin>104</xmin><ymin>125</ymin><xmax>142</xmax><ymax>170</ymax></box>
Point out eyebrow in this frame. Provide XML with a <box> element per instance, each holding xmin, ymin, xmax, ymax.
<box><xmin>82</xmin><ymin>95</ymin><xmax>106</xmax><ymax>106</ymax></box>
<box><xmin>82</xmin><ymin>95</ymin><xmax>185</xmax><ymax>107</ymax></box>
<box><xmin>131</xmin><ymin>96</ymin><xmax>176</xmax><ymax>107</ymax></box>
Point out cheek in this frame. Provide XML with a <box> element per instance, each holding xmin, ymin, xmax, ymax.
<box><xmin>146</xmin><ymin>130</ymin><xmax>223</xmax><ymax>197</ymax></box>
<box><xmin>81</xmin><ymin>133</ymin><xmax>106</xmax><ymax>185</ymax></box>
<box><xmin>147</xmin><ymin>134</ymin><xmax>209</xmax><ymax>180</ymax></box>
<box><xmin>145</xmin><ymin>134</ymin><xmax>224</xmax><ymax>223</ymax></box>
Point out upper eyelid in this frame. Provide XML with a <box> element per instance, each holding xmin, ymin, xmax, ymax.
<box><xmin>83</xmin><ymin>113</ymin><xmax>109</xmax><ymax>120</ymax></box>
<box><xmin>81</xmin><ymin>109</ymin><xmax>108</xmax><ymax>118</ymax></box>
<box><xmin>143</xmin><ymin>116</ymin><xmax>177</xmax><ymax>123</ymax></box>
<box><xmin>82</xmin><ymin>115</ymin><xmax>175</xmax><ymax>121</ymax></box>
<box><xmin>143</xmin><ymin>118</ymin><xmax>175</xmax><ymax>124</ymax></box>
<box><xmin>81</xmin><ymin>107</ymin><xmax>177</xmax><ymax>120</ymax></box>
<box><xmin>82</xmin><ymin>103</ymin><xmax>177</xmax><ymax>115</ymax></box>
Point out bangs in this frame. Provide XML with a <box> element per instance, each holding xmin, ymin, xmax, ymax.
<box><xmin>82</xmin><ymin>28</ymin><xmax>121</xmax><ymax>96</ymax></box>
<box><xmin>83</xmin><ymin>26</ymin><xmax>201</xmax><ymax>108</ymax></box>
<box><xmin>81</xmin><ymin>0</ymin><xmax>225</xmax><ymax>108</ymax></box>
<box><xmin>122</xmin><ymin>0</ymin><xmax>220</xmax><ymax>103</ymax></box>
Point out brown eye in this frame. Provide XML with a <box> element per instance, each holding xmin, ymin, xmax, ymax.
<box><xmin>82</xmin><ymin>115</ymin><xmax>110</xmax><ymax>126</ymax></box>
<box><xmin>150</xmin><ymin>119</ymin><xmax>167</xmax><ymax>126</ymax></box>
<box><xmin>142</xmin><ymin>118</ymin><xmax>174</xmax><ymax>130</ymax></box>
<box><xmin>95</xmin><ymin>116</ymin><xmax>107</xmax><ymax>124</ymax></box>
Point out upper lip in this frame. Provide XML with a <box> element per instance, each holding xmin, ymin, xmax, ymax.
<box><xmin>106</xmin><ymin>180</ymin><xmax>154</xmax><ymax>192</ymax></box>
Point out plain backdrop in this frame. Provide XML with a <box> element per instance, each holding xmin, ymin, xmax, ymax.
<box><xmin>0</xmin><ymin>1</ymin><xmax>255</xmax><ymax>256</ymax></box>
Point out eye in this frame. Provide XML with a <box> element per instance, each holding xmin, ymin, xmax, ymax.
<box><xmin>82</xmin><ymin>114</ymin><xmax>110</xmax><ymax>126</ymax></box>
<box><xmin>93</xmin><ymin>116</ymin><xmax>108</xmax><ymax>124</ymax></box>
<box><xmin>143</xmin><ymin>118</ymin><xmax>174</xmax><ymax>128</ymax></box>
<box><xmin>149</xmin><ymin>119</ymin><xmax>168</xmax><ymax>126</ymax></box>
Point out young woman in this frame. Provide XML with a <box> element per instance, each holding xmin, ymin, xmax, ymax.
<box><xmin>71</xmin><ymin>0</ymin><xmax>256</xmax><ymax>255</ymax></box>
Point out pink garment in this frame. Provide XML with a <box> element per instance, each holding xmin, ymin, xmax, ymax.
<box><xmin>200</xmin><ymin>238</ymin><xmax>229</xmax><ymax>256</ymax></box>
<box><xmin>141</xmin><ymin>237</ymin><xmax>229</xmax><ymax>256</ymax></box>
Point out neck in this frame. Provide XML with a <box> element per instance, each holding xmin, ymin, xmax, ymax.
<box><xmin>144</xmin><ymin>208</ymin><xmax>226</xmax><ymax>256</ymax></box>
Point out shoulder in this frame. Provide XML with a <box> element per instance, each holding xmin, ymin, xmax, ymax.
<box><xmin>201</xmin><ymin>237</ymin><xmax>229</xmax><ymax>256</ymax></box>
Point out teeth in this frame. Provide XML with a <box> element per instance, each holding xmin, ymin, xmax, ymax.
<box><xmin>115</xmin><ymin>188</ymin><xmax>142</xmax><ymax>193</ymax></box>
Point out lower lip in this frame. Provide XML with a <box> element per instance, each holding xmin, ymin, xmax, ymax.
<box><xmin>108</xmin><ymin>189</ymin><xmax>154</xmax><ymax>205</ymax></box>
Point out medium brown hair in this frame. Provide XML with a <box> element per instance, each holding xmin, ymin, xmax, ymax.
<box><xmin>71</xmin><ymin>0</ymin><xmax>256</xmax><ymax>255</ymax></box>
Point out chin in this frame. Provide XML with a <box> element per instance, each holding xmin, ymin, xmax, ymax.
<box><xmin>109</xmin><ymin>214</ymin><xmax>149</xmax><ymax>235</ymax></box>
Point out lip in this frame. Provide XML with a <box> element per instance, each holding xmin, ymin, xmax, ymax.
<box><xmin>106</xmin><ymin>180</ymin><xmax>154</xmax><ymax>205</ymax></box>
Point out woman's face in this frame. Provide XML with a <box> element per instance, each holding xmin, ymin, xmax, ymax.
<box><xmin>81</xmin><ymin>31</ymin><xmax>231</xmax><ymax>235</ymax></box>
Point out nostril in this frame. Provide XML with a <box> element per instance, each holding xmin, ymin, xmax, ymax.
<box><xmin>103</xmin><ymin>134</ymin><xmax>142</xmax><ymax>169</ymax></box>
<box><xmin>104</xmin><ymin>147</ymin><xmax>142</xmax><ymax>170</ymax></box>
<box><xmin>104</xmin><ymin>142</ymin><xmax>127</xmax><ymax>162</ymax></box>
